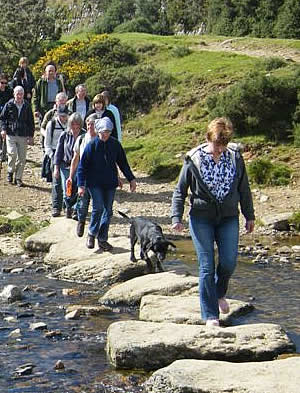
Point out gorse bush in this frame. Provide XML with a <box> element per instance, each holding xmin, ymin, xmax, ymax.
<box><xmin>85</xmin><ymin>65</ymin><xmax>172</xmax><ymax>118</ymax></box>
<box><xmin>206</xmin><ymin>72</ymin><xmax>298</xmax><ymax>141</ymax></box>
<box><xmin>248</xmin><ymin>158</ymin><xmax>291</xmax><ymax>186</ymax></box>
<box><xmin>32</xmin><ymin>35</ymin><xmax>137</xmax><ymax>92</ymax></box>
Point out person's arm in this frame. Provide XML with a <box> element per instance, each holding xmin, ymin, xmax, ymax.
<box><xmin>44</xmin><ymin>121</ymin><xmax>54</xmax><ymax>157</ymax></box>
<box><xmin>171</xmin><ymin>162</ymin><xmax>190</xmax><ymax>231</ymax></box>
<box><xmin>32</xmin><ymin>79</ymin><xmax>41</xmax><ymax>116</ymax></box>
<box><xmin>238</xmin><ymin>155</ymin><xmax>255</xmax><ymax>231</ymax></box>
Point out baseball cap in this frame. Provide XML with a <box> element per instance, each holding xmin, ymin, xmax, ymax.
<box><xmin>95</xmin><ymin>117</ymin><xmax>113</xmax><ymax>133</ymax></box>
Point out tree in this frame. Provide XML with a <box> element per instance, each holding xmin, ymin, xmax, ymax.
<box><xmin>251</xmin><ymin>0</ymin><xmax>283</xmax><ymax>37</ymax></box>
<box><xmin>0</xmin><ymin>0</ymin><xmax>59</xmax><ymax>71</ymax></box>
<box><xmin>274</xmin><ymin>0</ymin><xmax>300</xmax><ymax>38</ymax></box>
<box><xmin>166</xmin><ymin>0</ymin><xmax>207</xmax><ymax>33</ymax></box>
<box><xmin>207</xmin><ymin>0</ymin><xmax>236</xmax><ymax>35</ymax></box>
<box><xmin>135</xmin><ymin>0</ymin><xmax>171</xmax><ymax>34</ymax></box>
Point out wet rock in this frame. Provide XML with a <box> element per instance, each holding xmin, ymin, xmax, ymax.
<box><xmin>261</xmin><ymin>213</ymin><xmax>293</xmax><ymax>231</ymax></box>
<box><xmin>145</xmin><ymin>358</ymin><xmax>300</xmax><ymax>393</ymax></box>
<box><xmin>15</xmin><ymin>363</ymin><xmax>36</xmax><ymax>376</ymax></box>
<box><xmin>292</xmin><ymin>245</ymin><xmax>300</xmax><ymax>253</ymax></box>
<box><xmin>44</xmin><ymin>330</ymin><xmax>62</xmax><ymax>338</ymax></box>
<box><xmin>277</xmin><ymin>246</ymin><xmax>292</xmax><ymax>254</ymax></box>
<box><xmin>54</xmin><ymin>360</ymin><xmax>65</xmax><ymax>370</ymax></box>
<box><xmin>106</xmin><ymin>321</ymin><xmax>295</xmax><ymax>370</ymax></box>
<box><xmin>9</xmin><ymin>328</ymin><xmax>22</xmax><ymax>338</ymax></box>
<box><xmin>66</xmin><ymin>305</ymin><xmax>112</xmax><ymax>316</ymax></box>
<box><xmin>62</xmin><ymin>288</ymin><xmax>80</xmax><ymax>296</ymax></box>
<box><xmin>139</xmin><ymin>295</ymin><xmax>253</xmax><ymax>325</ymax></box>
<box><xmin>10</xmin><ymin>268</ymin><xmax>24</xmax><ymax>274</ymax></box>
<box><xmin>2</xmin><ymin>267</ymin><xmax>13</xmax><ymax>273</ymax></box>
<box><xmin>30</xmin><ymin>322</ymin><xmax>47</xmax><ymax>331</ymax></box>
<box><xmin>65</xmin><ymin>309</ymin><xmax>81</xmax><ymax>320</ymax></box>
<box><xmin>35</xmin><ymin>266</ymin><xmax>46</xmax><ymax>273</ymax></box>
<box><xmin>0</xmin><ymin>285</ymin><xmax>23</xmax><ymax>302</ymax></box>
<box><xmin>17</xmin><ymin>312</ymin><xmax>34</xmax><ymax>319</ymax></box>
<box><xmin>4</xmin><ymin>316</ymin><xmax>18</xmax><ymax>323</ymax></box>
<box><xmin>99</xmin><ymin>272</ymin><xmax>199</xmax><ymax>306</ymax></box>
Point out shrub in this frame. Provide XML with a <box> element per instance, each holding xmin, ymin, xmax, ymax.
<box><xmin>171</xmin><ymin>46</ymin><xmax>192</xmax><ymax>58</ymax></box>
<box><xmin>261</xmin><ymin>57</ymin><xmax>287</xmax><ymax>71</ymax></box>
<box><xmin>114</xmin><ymin>17</ymin><xmax>154</xmax><ymax>33</ymax></box>
<box><xmin>289</xmin><ymin>211</ymin><xmax>300</xmax><ymax>231</ymax></box>
<box><xmin>248</xmin><ymin>158</ymin><xmax>291</xmax><ymax>186</ymax></box>
<box><xmin>206</xmin><ymin>72</ymin><xmax>298</xmax><ymax>141</ymax></box>
<box><xmin>32</xmin><ymin>35</ymin><xmax>137</xmax><ymax>93</ymax></box>
<box><xmin>85</xmin><ymin>65</ymin><xmax>172</xmax><ymax>118</ymax></box>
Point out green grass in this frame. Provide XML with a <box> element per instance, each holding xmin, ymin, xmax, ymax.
<box><xmin>59</xmin><ymin>31</ymin><xmax>300</xmax><ymax>180</ymax></box>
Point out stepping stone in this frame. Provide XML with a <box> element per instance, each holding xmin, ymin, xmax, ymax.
<box><xmin>106</xmin><ymin>321</ymin><xmax>295</xmax><ymax>370</ymax></box>
<box><xmin>145</xmin><ymin>357</ymin><xmax>300</xmax><ymax>393</ymax></box>
<box><xmin>99</xmin><ymin>272</ymin><xmax>199</xmax><ymax>306</ymax></box>
<box><xmin>139</xmin><ymin>295</ymin><xmax>254</xmax><ymax>325</ymax></box>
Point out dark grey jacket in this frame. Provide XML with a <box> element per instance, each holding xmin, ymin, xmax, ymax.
<box><xmin>171</xmin><ymin>143</ymin><xmax>255</xmax><ymax>224</ymax></box>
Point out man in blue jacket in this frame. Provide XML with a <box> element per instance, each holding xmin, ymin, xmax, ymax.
<box><xmin>77</xmin><ymin>117</ymin><xmax>136</xmax><ymax>251</ymax></box>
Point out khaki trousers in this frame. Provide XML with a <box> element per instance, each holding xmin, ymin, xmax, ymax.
<box><xmin>6</xmin><ymin>135</ymin><xmax>28</xmax><ymax>180</ymax></box>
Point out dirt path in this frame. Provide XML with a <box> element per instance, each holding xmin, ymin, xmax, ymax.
<box><xmin>199</xmin><ymin>38</ymin><xmax>300</xmax><ymax>63</ymax></box>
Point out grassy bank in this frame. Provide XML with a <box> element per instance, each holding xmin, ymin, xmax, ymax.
<box><xmin>60</xmin><ymin>32</ymin><xmax>300</xmax><ymax>181</ymax></box>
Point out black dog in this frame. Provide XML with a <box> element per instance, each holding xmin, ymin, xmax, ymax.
<box><xmin>118</xmin><ymin>211</ymin><xmax>176</xmax><ymax>273</ymax></box>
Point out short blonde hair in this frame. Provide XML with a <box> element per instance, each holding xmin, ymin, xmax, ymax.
<box><xmin>92</xmin><ymin>94</ymin><xmax>105</xmax><ymax>106</ymax></box>
<box><xmin>206</xmin><ymin>117</ymin><xmax>233</xmax><ymax>145</ymax></box>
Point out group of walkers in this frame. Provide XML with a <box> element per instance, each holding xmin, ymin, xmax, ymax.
<box><xmin>0</xmin><ymin>57</ymin><xmax>136</xmax><ymax>253</ymax></box>
<box><xmin>0</xmin><ymin>57</ymin><xmax>256</xmax><ymax>328</ymax></box>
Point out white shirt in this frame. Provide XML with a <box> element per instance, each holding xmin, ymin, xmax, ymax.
<box><xmin>44</xmin><ymin>118</ymin><xmax>67</xmax><ymax>158</ymax></box>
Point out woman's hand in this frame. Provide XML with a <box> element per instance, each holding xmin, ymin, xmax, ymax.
<box><xmin>130</xmin><ymin>179</ymin><xmax>136</xmax><ymax>193</ymax></box>
<box><xmin>245</xmin><ymin>220</ymin><xmax>255</xmax><ymax>233</ymax></box>
<box><xmin>172</xmin><ymin>222</ymin><xmax>184</xmax><ymax>232</ymax></box>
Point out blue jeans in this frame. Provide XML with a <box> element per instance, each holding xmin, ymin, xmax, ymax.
<box><xmin>60</xmin><ymin>166</ymin><xmax>78</xmax><ymax>210</ymax></box>
<box><xmin>88</xmin><ymin>186</ymin><xmax>116</xmax><ymax>241</ymax></box>
<box><xmin>189</xmin><ymin>215</ymin><xmax>239</xmax><ymax>321</ymax></box>
<box><xmin>77</xmin><ymin>189</ymin><xmax>91</xmax><ymax>222</ymax></box>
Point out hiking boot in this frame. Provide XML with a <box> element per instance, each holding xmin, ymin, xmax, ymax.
<box><xmin>65</xmin><ymin>208</ymin><xmax>72</xmax><ymax>219</ymax></box>
<box><xmin>52</xmin><ymin>209</ymin><xmax>61</xmax><ymax>217</ymax></box>
<box><xmin>77</xmin><ymin>221</ymin><xmax>85</xmax><ymax>237</ymax></box>
<box><xmin>7</xmin><ymin>172</ymin><xmax>13</xmax><ymax>183</ymax></box>
<box><xmin>86</xmin><ymin>234</ymin><xmax>95</xmax><ymax>249</ymax></box>
<box><xmin>15</xmin><ymin>179</ymin><xmax>24</xmax><ymax>187</ymax></box>
<box><xmin>98</xmin><ymin>240</ymin><xmax>113</xmax><ymax>252</ymax></box>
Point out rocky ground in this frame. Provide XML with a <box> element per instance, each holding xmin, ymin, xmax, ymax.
<box><xmin>0</xmin><ymin>127</ymin><xmax>299</xmax><ymax>255</ymax></box>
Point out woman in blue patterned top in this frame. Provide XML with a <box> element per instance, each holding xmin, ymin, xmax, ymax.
<box><xmin>171</xmin><ymin>117</ymin><xmax>255</xmax><ymax>327</ymax></box>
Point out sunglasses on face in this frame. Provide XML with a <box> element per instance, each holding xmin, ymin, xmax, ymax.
<box><xmin>0</xmin><ymin>81</ymin><xmax>7</xmax><ymax>85</ymax></box>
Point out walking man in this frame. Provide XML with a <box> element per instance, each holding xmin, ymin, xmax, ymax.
<box><xmin>0</xmin><ymin>86</ymin><xmax>35</xmax><ymax>186</ymax></box>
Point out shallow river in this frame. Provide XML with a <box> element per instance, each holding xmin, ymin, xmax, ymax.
<box><xmin>0</xmin><ymin>236</ymin><xmax>299</xmax><ymax>393</ymax></box>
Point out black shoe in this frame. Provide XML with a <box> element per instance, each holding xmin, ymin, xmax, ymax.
<box><xmin>52</xmin><ymin>209</ymin><xmax>61</xmax><ymax>217</ymax></box>
<box><xmin>16</xmin><ymin>179</ymin><xmax>24</xmax><ymax>187</ymax></box>
<box><xmin>65</xmin><ymin>208</ymin><xmax>72</xmax><ymax>219</ymax></box>
<box><xmin>86</xmin><ymin>234</ymin><xmax>95</xmax><ymax>249</ymax></box>
<box><xmin>77</xmin><ymin>221</ymin><xmax>85</xmax><ymax>237</ymax></box>
<box><xmin>98</xmin><ymin>240</ymin><xmax>113</xmax><ymax>252</ymax></box>
<box><xmin>7</xmin><ymin>172</ymin><xmax>13</xmax><ymax>183</ymax></box>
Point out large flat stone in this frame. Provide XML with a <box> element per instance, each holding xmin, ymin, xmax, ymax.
<box><xmin>106</xmin><ymin>321</ymin><xmax>295</xmax><ymax>370</ymax></box>
<box><xmin>51</xmin><ymin>254</ymin><xmax>145</xmax><ymax>286</ymax></box>
<box><xmin>99</xmin><ymin>272</ymin><xmax>199</xmax><ymax>306</ymax></box>
<box><xmin>139</xmin><ymin>295</ymin><xmax>254</xmax><ymax>325</ymax></box>
<box><xmin>145</xmin><ymin>357</ymin><xmax>300</xmax><ymax>393</ymax></box>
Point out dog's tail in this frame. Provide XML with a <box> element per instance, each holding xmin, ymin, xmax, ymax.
<box><xmin>118</xmin><ymin>210</ymin><xmax>132</xmax><ymax>222</ymax></box>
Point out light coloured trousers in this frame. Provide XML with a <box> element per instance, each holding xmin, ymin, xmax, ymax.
<box><xmin>6</xmin><ymin>135</ymin><xmax>28</xmax><ymax>180</ymax></box>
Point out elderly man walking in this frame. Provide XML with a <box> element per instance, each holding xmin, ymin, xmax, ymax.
<box><xmin>0</xmin><ymin>86</ymin><xmax>35</xmax><ymax>186</ymax></box>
